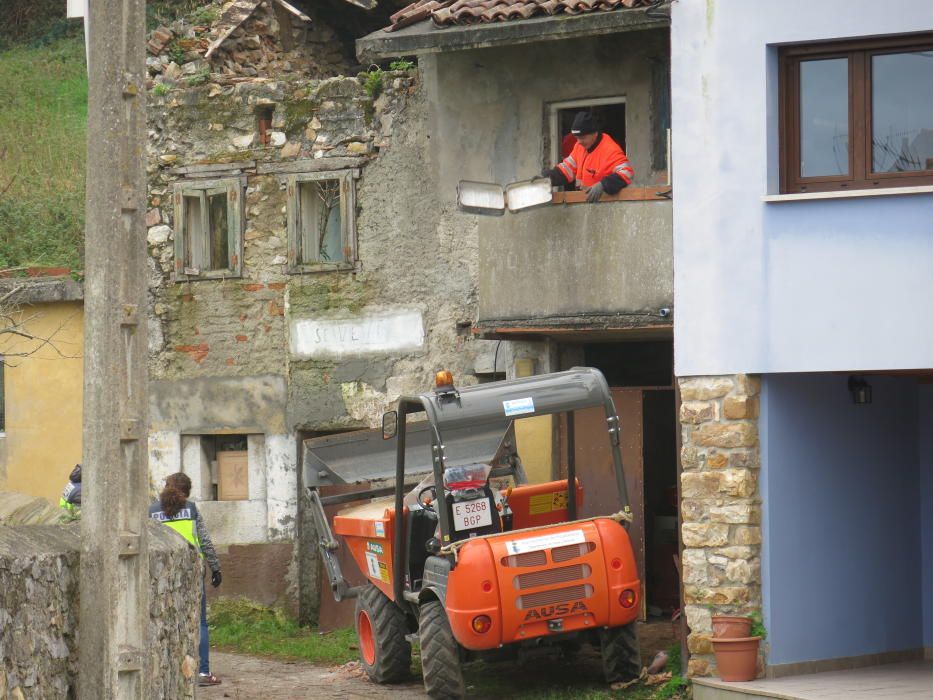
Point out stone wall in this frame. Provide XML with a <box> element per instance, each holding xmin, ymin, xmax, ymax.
<box><xmin>0</xmin><ymin>522</ymin><xmax>201</xmax><ymax>698</ymax></box>
<box><xmin>678</xmin><ymin>374</ymin><xmax>762</xmax><ymax>677</ymax></box>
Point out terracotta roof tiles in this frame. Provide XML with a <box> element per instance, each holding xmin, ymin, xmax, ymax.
<box><xmin>387</xmin><ymin>0</ymin><xmax>651</xmax><ymax>31</ymax></box>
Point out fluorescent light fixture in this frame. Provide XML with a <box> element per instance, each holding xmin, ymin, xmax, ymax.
<box><xmin>505</xmin><ymin>178</ymin><xmax>553</xmax><ymax>212</ymax></box>
<box><xmin>457</xmin><ymin>181</ymin><xmax>505</xmax><ymax>216</ymax></box>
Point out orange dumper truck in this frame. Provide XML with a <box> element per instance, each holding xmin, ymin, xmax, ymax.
<box><xmin>304</xmin><ymin>368</ymin><xmax>641</xmax><ymax>698</ymax></box>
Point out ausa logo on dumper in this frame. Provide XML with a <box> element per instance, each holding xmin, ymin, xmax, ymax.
<box><xmin>523</xmin><ymin>601</ymin><xmax>588</xmax><ymax>621</ymax></box>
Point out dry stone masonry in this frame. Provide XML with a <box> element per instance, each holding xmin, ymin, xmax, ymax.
<box><xmin>678</xmin><ymin>374</ymin><xmax>763</xmax><ymax>677</ymax></box>
<box><xmin>146</xmin><ymin>0</ymin><xmax>355</xmax><ymax>88</ymax></box>
<box><xmin>0</xmin><ymin>523</ymin><xmax>200</xmax><ymax>698</ymax></box>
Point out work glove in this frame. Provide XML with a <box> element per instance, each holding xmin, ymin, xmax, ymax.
<box><xmin>586</xmin><ymin>181</ymin><xmax>605</xmax><ymax>203</ymax></box>
<box><xmin>211</xmin><ymin>570</ymin><xmax>222</xmax><ymax>588</ymax></box>
<box><xmin>541</xmin><ymin>167</ymin><xmax>565</xmax><ymax>187</ymax></box>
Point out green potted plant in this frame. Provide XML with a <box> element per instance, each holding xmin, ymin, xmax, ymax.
<box><xmin>711</xmin><ymin>611</ymin><xmax>764</xmax><ymax>682</ymax></box>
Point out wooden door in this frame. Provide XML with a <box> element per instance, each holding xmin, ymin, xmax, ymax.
<box><xmin>563</xmin><ymin>389</ymin><xmax>646</xmax><ymax>617</ymax></box>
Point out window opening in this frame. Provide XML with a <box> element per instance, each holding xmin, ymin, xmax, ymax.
<box><xmin>298</xmin><ymin>179</ymin><xmax>344</xmax><ymax>264</ymax></box>
<box><xmin>174</xmin><ymin>178</ymin><xmax>243</xmax><ymax>279</ymax></box>
<box><xmin>287</xmin><ymin>170</ymin><xmax>356</xmax><ymax>272</ymax></box>
<box><xmin>257</xmin><ymin>105</ymin><xmax>274</xmax><ymax>147</ymax></box>
<box><xmin>199</xmin><ymin>434</ymin><xmax>249</xmax><ymax>501</ymax></box>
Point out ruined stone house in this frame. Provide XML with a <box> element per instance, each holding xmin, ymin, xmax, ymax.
<box><xmin>144</xmin><ymin>0</ymin><xmax>681</xmax><ymax>629</ymax></box>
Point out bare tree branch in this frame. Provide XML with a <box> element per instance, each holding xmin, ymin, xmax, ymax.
<box><xmin>0</xmin><ymin>281</ymin><xmax>82</xmax><ymax>363</ymax></box>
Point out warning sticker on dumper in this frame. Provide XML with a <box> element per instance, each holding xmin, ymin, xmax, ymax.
<box><xmin>505</xmin><ymin>529</ymin><xmax>585</xmax><ymax>555</ymax></box>
<box><xmin>528</xmin><ymin>491</ymin><xmax>569</xmax><ymax>515</ymax></box>
<box><xmin>365</xmin><ymin>552</ymin><xmax>391</xmax><ymax>583</ymax></box>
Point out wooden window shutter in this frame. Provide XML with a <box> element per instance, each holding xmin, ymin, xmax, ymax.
<box><xmin>173</xmin><ymin>188</ymin><xmax>186</xmax><ymax>280</ymax></box>
<box><xmin>226</xmin><ymin>180</ymin><xmax>242</xmax><ymax>275</ymax></box>
<box><xmin>285</xmin><ymin>175</ymin><xmax>299</xmax><ymax>269</ymax></box>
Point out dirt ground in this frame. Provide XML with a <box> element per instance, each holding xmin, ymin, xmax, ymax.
<box><xmin>200</xmin><ymin>622</ymin><xmax>676</xmax><ymax>699</ymax></box>
<box><xmin>201</xmin><ymin>651</ymin><xmax>427</xmax><ymax>699</ymax></box>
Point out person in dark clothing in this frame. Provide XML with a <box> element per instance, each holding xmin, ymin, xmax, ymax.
<box><xmin>150</xmin><ymin>472</ymin><xmax>222</xmax><ymax>687</ymax></box>
<box><xmin>544</xmin><ymin>111</ymin><xmax>634</xmax><ymax>202</ymax></box>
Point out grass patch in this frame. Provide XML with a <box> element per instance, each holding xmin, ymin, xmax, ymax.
<box><xmin>208</xmin><ymin>598</ymin><xmax>359</xmax><ymax>665</ymax></box>
<box><xmin>0</xmin><ymin>35</ymin><xmax>86</xmax><ymax>270</ymax></box>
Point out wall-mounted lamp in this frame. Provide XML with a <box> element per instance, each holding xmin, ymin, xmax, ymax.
<box><xmin>847</xmin><ymin>376</ymin><xmax>872</xmax><ymax>405</ymax></box>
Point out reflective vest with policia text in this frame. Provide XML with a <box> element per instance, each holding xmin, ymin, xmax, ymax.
<box><xmin>149</xmin><ymin>500</ymin><xmax>203</xmax><ymax>557</ymax></box>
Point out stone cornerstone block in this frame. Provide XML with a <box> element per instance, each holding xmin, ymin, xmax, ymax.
<box><xmin>692</xmin><ymin>421</ymin><xmax>758</xmax><ymax>448</ymax></box>
<box><xmin>680</xmin><ymin>400</ymin><xmax>717</xmax><ymax>424</ymax></box>
<box><xmin>681</xmin><ymin>472</ymin><xmax>721</xmax><ymax>498</ymax></box>
<box><xmin>723</xmin><ymin>395</ymin><xmax>759</xmax><ymax>420</ymax></box>
<box><xmin>681</xmin><ymin>522</ymin><xmax>730</xmax><ymax>547</ymax></box>
<box><xmin>679</xmin><ymin>376</ymin><xmax>734</xmax><ymax>401</ymax></box>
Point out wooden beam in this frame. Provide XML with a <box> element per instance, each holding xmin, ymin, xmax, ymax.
<box><xmin>205</xmin><ymin>0</ymin><xmax>263</xmax><ymax>59</ymax></box>
<box><xmin>551</xmin><ymin>185</ymin><xmax>671</xmax><ymax>204</ymax></box>
<box><xmin>270</xmin><ymin>0</ymin><xmax>312</xmax><ymax>23</ymax></box>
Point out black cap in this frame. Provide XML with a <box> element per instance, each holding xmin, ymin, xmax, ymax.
<box><xmin>570</xmin><ymin>111</ymin><xmax>597</xmax><ymax>136</ymax></box>
<box><xmin>70</xmin><ymin>464</ymin><xmax>82</xmax><ymax>483</ymax></box>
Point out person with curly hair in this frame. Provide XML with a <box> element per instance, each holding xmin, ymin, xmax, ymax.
<box><xmin>149</xmin><ymin>472</ymin><xmax>223</xmax><ymax>687</ymax></box>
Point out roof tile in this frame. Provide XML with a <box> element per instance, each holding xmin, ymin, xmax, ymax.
<box><xmin>386</xmin><ymin>0</ymin><xmax>651</xmax><ymax>31</ymax></box>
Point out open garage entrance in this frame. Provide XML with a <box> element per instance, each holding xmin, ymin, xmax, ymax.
<box><xmin>759</xmin><ymin>373</ymin><xmax>933</xmax><ymax>676</ymax></box>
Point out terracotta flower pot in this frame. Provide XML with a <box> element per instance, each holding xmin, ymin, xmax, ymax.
<box><xmin>712</xmin><ymin>615</ymin><xmax>752</xmax><ymax>639</ymax></box>
<box><xmin>712</xmin><ymin>636</ymin><xmax>760</xmax><ymax>682</ymax></box>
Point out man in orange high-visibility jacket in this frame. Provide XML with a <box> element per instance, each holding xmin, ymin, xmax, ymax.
<box><xmin>544</xmin><ymin>111</ymin><xmax>634</xmax><ymax>202</ymax></box>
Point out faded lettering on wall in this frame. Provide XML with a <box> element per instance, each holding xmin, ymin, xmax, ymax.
<box><xmin>289</xmin><ymin>310</ymin><xmax>425</xmax><ymax>358</ymax></box>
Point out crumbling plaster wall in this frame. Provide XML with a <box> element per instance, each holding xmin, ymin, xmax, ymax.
<box><xmin>146</xmin><ymin>67</ymin><xmax>494</xmax><ymax>556</ymax></box>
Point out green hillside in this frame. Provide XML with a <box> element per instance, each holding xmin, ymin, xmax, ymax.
<box><xmin>0</xmin><ymin>35</ymin><xmax>87</xmax><ymax>270</ymax></box>
<box><xmin>0</xmin><ymin>2</ymin><xmax>205</xmax><ymax>271</ymax></box>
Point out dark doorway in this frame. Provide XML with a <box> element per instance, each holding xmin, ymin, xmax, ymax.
<box><xmin>643</xmin><ymin>389</ymin><xmax>678</xmax><ymax>613</ymax></box>
<box><xmin>562</xmin><ymin>340</ymin><xmax>679</xmax><ymax>618</ymax></box>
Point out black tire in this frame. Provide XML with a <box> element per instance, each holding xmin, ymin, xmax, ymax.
<box><xmin>600</xmin><ymin>622</ymin><xmax>641</xmax><ymax>683</ymax></box>
<box><xmin>419</xmin><ymin>599</ymin><xmax>466</xmax><ymax>700</ymax></box>
<box><xmin>355</xmin><ymin>584</ymin><xmax>411</xmax><ymax>683</ymax></box>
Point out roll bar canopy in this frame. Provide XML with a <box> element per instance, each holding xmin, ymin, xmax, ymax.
<box><xmin>399</xmin><ymin>367</ymin><xmax>620</xmax><ymax>433</ymax></box>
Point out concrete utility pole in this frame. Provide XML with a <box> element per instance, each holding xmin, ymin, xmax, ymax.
<box><xmin>79</xmin><ymin>0</ymin><xmax>151</xmax><ymax>697</ymax></box>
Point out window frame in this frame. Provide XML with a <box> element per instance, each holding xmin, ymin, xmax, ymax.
<box><xmin>780</xmin><ymin>33</ymin><xmax>933</xmax><ymax>193</ymax></box>
<box><xmin>285</xmin><ymin>169</ymin><xmax>359</xmax><ymax>274</ymax></box>
<box><xmin>172</xmin><ymin>177</ymin><xmax>245</xmax><ymax>281</ymax></box>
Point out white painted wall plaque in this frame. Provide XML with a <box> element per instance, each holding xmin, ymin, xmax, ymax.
<box><xmin>290</xmin><ymin>310</ymin><xmax>425</xmax><ymax>358</ymax></box>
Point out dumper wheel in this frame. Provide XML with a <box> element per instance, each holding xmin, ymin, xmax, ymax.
<box><xmin>600</xmin><ymin>622</ymin><xmax>641</xmax><ymax>683</ymax></box>
<box><xmin>355</xmin><ymin>584</ymin><xmax>411</xmax><ymax>683</ymax></box>
<box><xmin>419</xmin><ymin>599</ymin><xmax>465</xmax><ymax>699</ymax></box>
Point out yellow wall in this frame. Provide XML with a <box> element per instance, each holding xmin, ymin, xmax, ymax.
<box><xmin>512</xmin><ymin>358</ymin><xmax>554</xmax><ymax>484</ymax></box>
<box><xmin>1</xmin><ymin>300</ymin><xmax>84</xmax><ymax>503</ymax></box>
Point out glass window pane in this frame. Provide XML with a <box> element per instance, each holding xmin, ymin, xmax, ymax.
<box><xmin>799</xmin><ymin>58</ymin><xmax>850</xmax><ymax>177</ymax></box>
<box><xmin>298</xmin><ymin>180</ymin><xmax>344</xmax><ymax>264</ymax></box>
<box><xmin>208</xmin><ymin>192</ymin><xmax>228</xmax><ymax>270</ymax></box>
<box><xmin>872</xmin><ymin>50</ymin><xmax>933</xmax><ymax>173</ymax></box>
